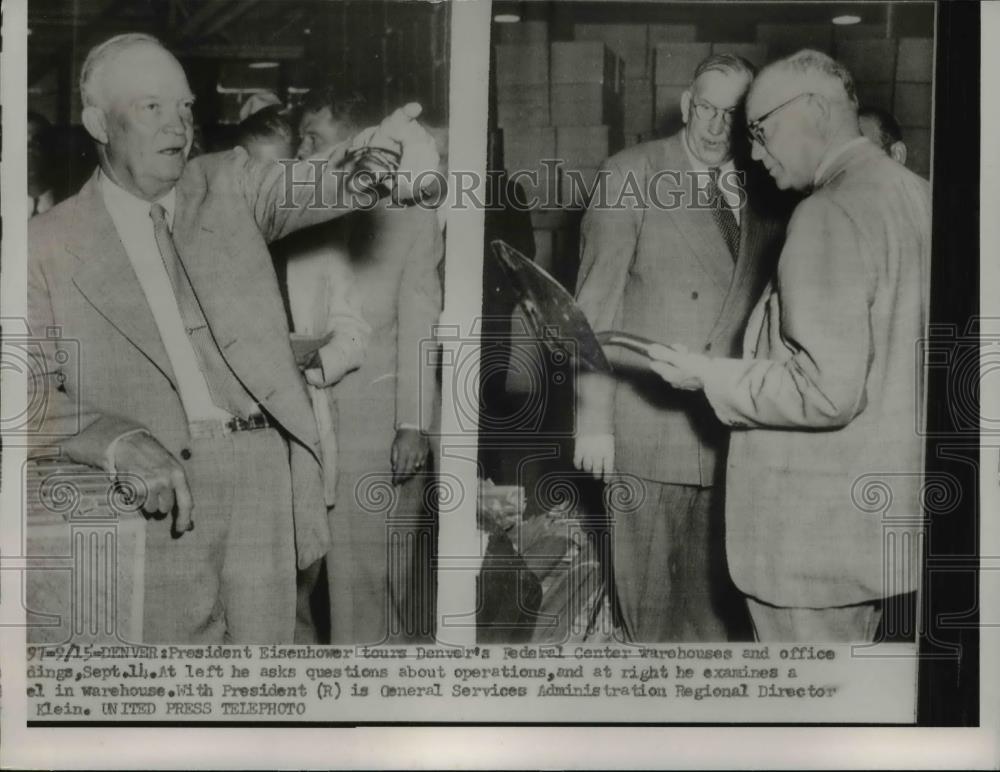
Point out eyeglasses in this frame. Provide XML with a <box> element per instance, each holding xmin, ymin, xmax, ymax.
<box><xmin>690</xmin><ymin>99</ymin><xmax>738</xmax><ymax>125</ymax></box>
<box><xmin>747</xmin><ymin>92</ymin><xmax>816</xmax><ymax>146</ymax></box>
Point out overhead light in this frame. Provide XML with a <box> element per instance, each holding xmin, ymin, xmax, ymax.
<box><xmin>494</xmin><ymin>13</ymin><xmax>521</xmax><ymax>23</ymax></box>
<box><xmin>248</xmin><ymin>61</ymin><xmax>279</xmax><ymax>69</ymax></box>
<box><xmin>832</xmin><ymin>14</ymin><xmax>862</xmax><ymax>25</ymax></box>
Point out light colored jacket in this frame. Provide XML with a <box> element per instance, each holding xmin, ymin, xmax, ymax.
<box><xmin>27</xmin><ymin>149</ymin><xmax>354</xmax><ymax>568</ymax></box>
<box><xmin>575</xmin><ymin>131</ymin><xmax>785</xmax><ymax>485</ymax></box>
<box><xmin>702</xmin><ymin>138</ymin><xmax>931</xmax><ymax>607</ymax></box>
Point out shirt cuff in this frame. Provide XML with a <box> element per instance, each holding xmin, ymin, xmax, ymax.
<box><xmin>397</xmin><ymin>423</ymin><xmax>423</xmax><ymax>432</ymax></box>
<box><xmin>700</xmin><ymin>357</ymin><xmax>753</xmax><ymax>427</ymax></box>
<box><xmin>104</xmin><ymin>428</ymin><xmax>151</xmax><ymax>479</ymax></box>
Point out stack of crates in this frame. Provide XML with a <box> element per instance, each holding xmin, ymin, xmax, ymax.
<box><xmin>653</xmin><ymin>41</ymin><xmax>710</xmax><ymax>137</ymax></box>
<box><xmin>550</xmin><ymin>41</ymin><xmax>624</xmax><ymax>209</ymax></box>
<box><xmin>836</xmin><ymin>34</ymin><xmax>933</xmax><ymax>178</ymax></box>
<box><xmin>891</xmin><ymin>37</ymin><xmax>933</xmax><ymax>177</ymax></box>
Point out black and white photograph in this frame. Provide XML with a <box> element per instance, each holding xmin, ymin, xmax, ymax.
<box><xmin>479</xmin><ymin>0</ymin><xmax>934</xmax><ymax>646</ymax></box>
<box><xmin>20</xmin><ymin>0</ymin><xmax>450</xmax><ymax>647</ymax></box>
<box><xmin>0</xmin><ymin>0</ymin><xmax>994</xmax><ymax>767</ymax></box>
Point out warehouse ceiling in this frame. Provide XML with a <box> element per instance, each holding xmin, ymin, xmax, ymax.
<box><xmin>27</xmin><ymin>0</ymin><xmax>441</xmax><ymax>84</ymax></box>
<box><xmin>491</xmin><ymin>1</ymin><xmax>935</xmax><ymax>41</ymax></box>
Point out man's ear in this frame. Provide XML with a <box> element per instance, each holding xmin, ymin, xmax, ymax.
<box><xmin>680</xmin><ymin>90</ymin><xmax>691</xmax><ymax>125</ymax></box>
<box><xmin>81</xmin><ymin>106</ymin><xmax>109</xmax><ymax>145</ymax></box>
<box><xmin>890</xmin><ymin>140</ymin><xmax>908</xmax><ymax>166</ymax></box>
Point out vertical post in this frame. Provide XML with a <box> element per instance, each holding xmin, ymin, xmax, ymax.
<box><xmin>435</xmin><ymin>0</ymin><xmax>492</xmax><ymax>648</ymax></box>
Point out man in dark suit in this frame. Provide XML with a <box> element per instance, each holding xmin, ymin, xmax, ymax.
<box><xmin>574</xmin><ymin>54</ymin><xmax>785</xmax><ymax>642</ymax></box>
<box><xmin>27</xmin><ymin>33</ymin><xmax>438</xmax><ymax>643</ymax></box>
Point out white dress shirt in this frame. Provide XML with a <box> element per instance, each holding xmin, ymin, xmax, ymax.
<box><xmin>682</xmin><ymin>130</ymin><xmax>741</xmax><ymax>225</ymax></box>
<box><xmin>29</xmin><ymin>189</ymin><xmax>54</xmax><ymax>217</ymax></box>
<box><xmin>99</xmin><ymin>171</ymin><xmax>233</xmax><ymax>425</ymax></box>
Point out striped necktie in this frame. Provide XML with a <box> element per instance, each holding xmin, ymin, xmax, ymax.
<box><xmin>708</xmin><ymin>167</ymin><xmax>740</xmax><ymax>261</ymax></box>
<box><xmin>149</xmin><ymin>203</ymin><xmax>254</xmax><ymax>417</ymax></box>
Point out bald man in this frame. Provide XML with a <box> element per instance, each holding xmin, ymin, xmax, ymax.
<box><xmin>28</xmin><ymin>33</ymin><xmax>439</xmax><ymax>643</ymax></box>
<box><xmin>648</xmin><ymin>50</ymin><xmax>930</xmax><ymax>642</ymax></box>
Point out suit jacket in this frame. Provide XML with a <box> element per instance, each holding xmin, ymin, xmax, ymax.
<box><xmin>331</xmin><ymin>199</ymin><xmax>444</xmax><ymax>440</ymax></box>
<box><xmin>279</xmin><ymin>219</ymin><xmax>371</xmax><ymax>505</ymax></box>
<box><xmin>575</xmin><ymin>131</ymin><xmax>785</xmax><ymax>486</ymax></box>
<box><xmin>702</xmin><ymin>138</ymin><xmax>931</xmax><ymax>607</ymax></box>
<box><xmin>27</xmin><ymin>148</ymin><xmax>355</xmax><ymax>569</ymax></box>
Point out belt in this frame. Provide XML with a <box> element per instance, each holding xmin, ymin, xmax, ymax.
<box><xmin>189</xmin><ymin>411</ymin><xmax>272</xmax><ymax>439</ymax></box>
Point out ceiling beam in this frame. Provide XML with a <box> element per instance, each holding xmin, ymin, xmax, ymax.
<box><xmin>199</xmin><ymin>0</ymin><xmax>261</xmax><ymax>39</ymax></box>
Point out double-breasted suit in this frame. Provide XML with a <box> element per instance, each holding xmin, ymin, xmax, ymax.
<box><xmin>28</xmin><ymin>148</ymin><xmax>352</xmax><ymax>642</ymax></box>
<box><xmin>575</xmin><ymin>131</ymin><xmax>785</xmax><ymax>641</ymax></box>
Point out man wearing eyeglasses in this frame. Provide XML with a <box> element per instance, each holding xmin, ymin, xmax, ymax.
<box><xmin>648</xmin><ymin>50</ymin><xmax>930</xmax><ymax>642</ymax></box>
<box><xmin>574</xmin><ymin>54</ymin><xmax>786</xmax><ymax>642</ymax></box>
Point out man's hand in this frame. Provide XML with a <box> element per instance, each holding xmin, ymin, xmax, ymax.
<box><xmin>574</xmin><ymin>433</ymin><xmax>615</xmax><ymax>479</ymax></box>
<box><xmin>356</xmin><ymin>103</ymin><xmax>440</xmax><ymax>201</ymax></box>
<box><xmin>648</xmin><ymin>343</ymin><xmax>709</xmax><ymax>391</ymax></box>
<box><xmin>290</xmin><ymin>331</ymin><xmax>335</xmax><ymax>371</ymax></box>
<box><xmin>113</xmin><ymin>432</ymin><xmax>194</xmax><ymax>535</ymax></box>
<box><xmin>391</xmin><ymin>427</ymin><xmax>430</xmax><ymax>485</ymax></box>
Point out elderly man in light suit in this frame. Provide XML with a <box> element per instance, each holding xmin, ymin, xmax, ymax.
<box><xmin>574</xmin><ymin>54</ymin><xmax>786</xmax><ymax>642</ymax></box>
<box><xmin>650</xmin><ymin>50</ymin><xmax>930</xmax><ymax>641</ymax></box>
<box><xmin>27</xmin><ymin>33</ymin><xmax>438</xmax><ymax>643</ymax></box>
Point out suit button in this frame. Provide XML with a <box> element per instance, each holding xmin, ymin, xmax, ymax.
<box><xmin>691</xmin><ymin>291</ymin><xmax>699</xmax><ymax>300</ymax></box>
<box><xmin>180</xmin><ymin>448</ymin><xmax>192</xmax><ymax>460</ymax></box>
<box><xmin>705</xmin><ymin>342</ymin><xmax>712</xmax><ymax>352</ymax></box>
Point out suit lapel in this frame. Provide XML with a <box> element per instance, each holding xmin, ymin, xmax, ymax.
<box><xmin>708</xmin><ymin>193</ymin><xmax>766</xmax><ymax>343</ymax></box>
<box><xmin>69</xmin><ymin>173</ymin><xmax>177</xmax><ymax>384</ymax></box>
<box><xmin>171</xmin><ymin>176</ymin><xmax>321</xmax><ymax>455</ymax></box>
<box><xmin>658</xmin><ymin>136</ymin><xmax>734</xmax><ymax>292</ymax></box>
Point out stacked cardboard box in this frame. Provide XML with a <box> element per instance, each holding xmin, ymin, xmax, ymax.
<box><xmin>893</xmin><ymin>37</ymin><xmax>933</xmax><ymax>177</ymax></box>
<box><xmin>547</xmin><ymin>42</ymin><xmax>624</xmax><ymax>210</ymax></box>
<box><xmin>756</xmin><ymin>23</ymin><xmax>832</xmax><ymax>59</ymax></box>
<box><xmin>710</xmin><ymin>42</ymin><xmax>767</xmax><ymax>70</ymax></box>
<box><xmin>496</xmin><ymin>43</ymin><xmax>550</xmax><ymax>127</ymax></box>
<box><xmin>550</xmin><ymin>42</ymin><xmax>624</xmax><ymax>132</ymax></box>
<box><xmin>496</xmin><ymin>42</ymin><xmax>553</xmax><ymax>204</ymax></box>
<box><xmin>495</xmin><ymin>20</ymin><xmax>548</xmax><ymax>45</ymax></box>
<box><xmin>573</xmin><ymin>24</ymin><xmax>660</xmax><ymax>146</ymax></box>
<box><xmin>654</xmin><ymin>42</ymin><xmax>710</xmax><ymax>136</ymax></box>
<box><xmin>836</xmin><ymin>37</ymin><xmax>896</xmax><ymax>113</ymax></box>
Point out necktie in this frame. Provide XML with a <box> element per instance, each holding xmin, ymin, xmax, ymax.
<box><xmin>149</xmin><ymin>203</ymin><xmax>253</xmax><ymax>417</ymax></box>
<box><xmin>708</xmin><ymin>167</ymin><xmax>740</xmax><ymax>261</ymax></box>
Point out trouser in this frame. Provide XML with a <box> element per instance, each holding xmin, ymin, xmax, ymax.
<box><xmin>612</xmin><ymin>479</ymin><xmax>749</xmax><ymax>643</ymax></box>
<box><xmin>745</xmin><ymin>596</ymin><xmax>883</xmax><ymax>642</ymax></box>
<box><xmin>324</xmin><ymin>468</ymin><xmax>435</xmax><ymax>645</ymax></box>
<box><xmin>142</xmin><ymin>428</ymin><xmax>296</xmax><ymax>643</ymax></box>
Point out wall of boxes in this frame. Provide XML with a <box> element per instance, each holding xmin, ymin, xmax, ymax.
<box><xmin>493</xmin><ymin>19</ymin><xmax>934</xmax><ymax>284</ymax></box>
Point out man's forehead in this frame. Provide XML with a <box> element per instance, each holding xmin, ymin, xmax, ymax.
<box><xmin>104</xmin><ymin>43</ymin><xmax>190</xmax><ymax>98</ymax></box>
<box><xmin>300</xmin><ymin>107</ymin><xmax>334</xmax><ymax>130</ymax></box>
<box><xmin>692</xmin><ymin>68</ymin><xmax>751</xmax><ymax>105</ymax></box>
<box><xmin>747</xmin><ymin>71</ymin><xmax>800</xmax><ymax>115</ymax></box>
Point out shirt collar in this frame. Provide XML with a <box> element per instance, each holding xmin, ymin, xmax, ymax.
<box><xmin>682</xmin><ymin>129</ymin><xmax>735</xmax><ymax>178</ymax></box>
<box><xmin>813</xmin><ymin>135</ymin><xmax>871</xmax><ymax>187</ymax></box>
<box><xmin>98</xmin><ymin>169</ymin><xmax>177</xmax><ymax>228</ymax></box>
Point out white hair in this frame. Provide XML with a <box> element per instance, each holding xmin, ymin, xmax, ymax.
<box><xmin>761</xmin><ymin>49</ymin><xmax>859</xmax><ymax>109</ymax></box>
<box><xmin>79</xmin><ymin>32</ymin><xmax>164</xmax><ymax>109</ymax></box>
